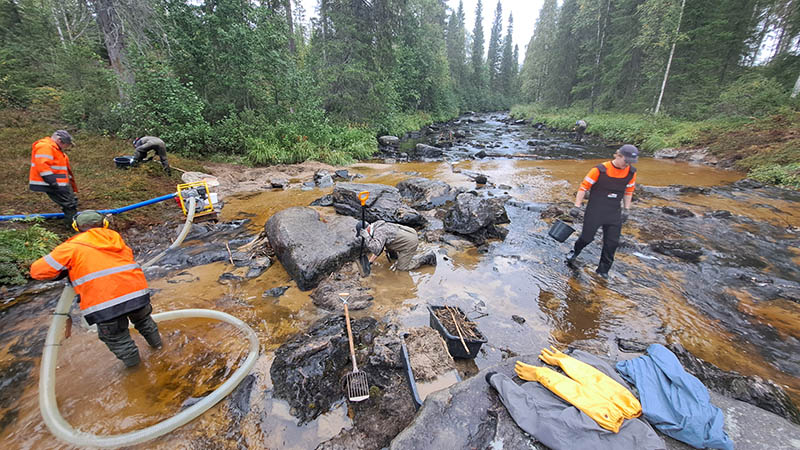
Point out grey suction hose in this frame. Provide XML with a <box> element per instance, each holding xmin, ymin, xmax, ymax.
<box><xmin>39</xmin><ymin>197</ymin><xmax>261</xmax><ymax>448</ymax></box>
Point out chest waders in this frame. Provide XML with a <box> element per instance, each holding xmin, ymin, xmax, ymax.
<box><xmin>572</xmin><ymin>164</ymin><xmax>636</xmax><ymax>275</ymax></box>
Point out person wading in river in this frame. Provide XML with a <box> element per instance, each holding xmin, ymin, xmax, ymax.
<box><xmin>566</xmin><ymin>145</ymin><xmax>638</xmax><ymax>279</ymax></box>
<box><xmin>356</xmin><ymin>220</ymin><xmax>437</xmax><ymax>271</ymax></box>
<box><xmin>574</xmin><ymin>119</ymin><xmax>587</xmax><ymax>143</ymax></box>
<box><xmin>30</xmin><ymin>210</ymin><xmax>162</xmax><ymax>368</ymax></box>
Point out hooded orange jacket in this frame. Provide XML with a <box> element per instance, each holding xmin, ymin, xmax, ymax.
<box><xmin>30</xmin><ymin>228</ymin><xmax>149</xmax><ymax>325</ymax></box>
<box><xmin>29</xmin><ymin>137</ymin><xmax>77</xmax><ymax>193</ymax></box>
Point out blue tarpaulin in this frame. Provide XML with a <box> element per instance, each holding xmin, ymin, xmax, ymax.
<box><xmin>616</xmin><ymin>344</ymin><xmax>734</xmax><ymax>450</ymax></box>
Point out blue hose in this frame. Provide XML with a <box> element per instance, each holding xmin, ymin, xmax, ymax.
<box><xmin>0</xmin><ymin>193</ymin><xmax>177</xmax><ymax>221</ymax></box>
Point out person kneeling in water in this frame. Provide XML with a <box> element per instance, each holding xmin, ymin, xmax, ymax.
<box><xmin>356</xmin><ymin>220</ymin><xmax>437</xmax><ymax>271</ymax></box>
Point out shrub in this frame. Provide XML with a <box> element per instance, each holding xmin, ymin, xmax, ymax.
<box><xmin>716</xmin><ymin>74</ymin><xmax>788</xmax><ymax>117</ymax></box>
<box><xmin>0</xmin><ymin>219</ymin><xmax>61</xmax><ymax>286</ymax></box>
<box><xmin>748</xmin><ymin>163</ymin><xmax>800</xmax><ymax>189</ymax></box>
<box><xmin>117</xmin><ymin>62</ymin><xmax>211</xmax><ymax>154</ymax></box>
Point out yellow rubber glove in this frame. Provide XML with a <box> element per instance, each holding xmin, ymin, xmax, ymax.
<box><xmin>515</xmin><ymin>360</ymin><xmax>625</xmax><ymax>432</ymax></box>
<box><xmin>539</xmin><ymin>346</ymin><xmax>641</xmax><ymax>420</ymax></box>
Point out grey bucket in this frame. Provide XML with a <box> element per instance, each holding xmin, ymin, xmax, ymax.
<box><xmin>548</xmin><ymin>220</ymin><xmax>576</xmax><ymax>243</ymax></box>
<box><xmin>114</xmin><ymin>156</ymin><xmax>134</xmax><ymax>169</ymax></box>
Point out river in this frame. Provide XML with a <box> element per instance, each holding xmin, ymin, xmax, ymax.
<box><xmin>1</xmin><ymin>112</ymin><xmax>799</xmax><ymax>449</ymax></box>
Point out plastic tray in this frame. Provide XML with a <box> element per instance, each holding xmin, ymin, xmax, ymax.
<box><xmin>427</xmin><ymin>305</ymin><xmax>487</xmax><ymax>359</ymax></box>
<box><xmin>400</xmin><ymin>333</ymin><xmax>461</xmax><ymax>410</ymax></box>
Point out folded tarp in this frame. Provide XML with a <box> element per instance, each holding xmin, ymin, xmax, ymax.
<box><xmin>488</xmin><ymin>350</ymin><xmax>666</xmax><ymax>450</ymax></box>
<box><xmin>616</xmin><ymin>344</ymin><xmax>734</xmax><ymax>450</ymax></box>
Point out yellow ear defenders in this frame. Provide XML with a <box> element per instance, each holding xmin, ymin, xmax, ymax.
<box><xmin>72</xmin><ymin>210</ymin><xmax>109</xmax><ymax>232</ymax></box>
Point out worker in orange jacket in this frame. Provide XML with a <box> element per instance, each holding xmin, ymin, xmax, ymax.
<box><xmin>566</xmin><ymin>145</ymin><xmax>639</xmax><ymax>278</ymax></box>
<box><xmin>29</xmin><ymin>130</ymin><xmax>79</xmax><ymax>229</ymax></box>
<box><xmin>30</xmin><ymin>210</ymin><xmax>162</xmax><ymax>367</ymax></box>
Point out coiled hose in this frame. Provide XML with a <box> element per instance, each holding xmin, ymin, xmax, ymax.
<box><xmin>39</xmin><ymin>198</ymin><xmax>260</xmax><ymax>448</ymax></box>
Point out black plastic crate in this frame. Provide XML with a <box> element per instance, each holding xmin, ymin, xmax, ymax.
<box><xmin>427</xmin><ymin>305</ymin><xmax>486</xmax><ymax>359</ymax></box>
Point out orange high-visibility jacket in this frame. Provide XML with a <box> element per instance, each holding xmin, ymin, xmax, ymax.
<box><xmin>30</xmin><ymin>228</ymin><xmax>149</xmax><ymax>325</ymax></box>
<box><xmin>29</xmin><ymin>137</ymin><xmax>77</xmax><ymax>193</ymax></box>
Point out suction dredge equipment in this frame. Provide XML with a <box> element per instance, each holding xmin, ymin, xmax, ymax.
<box><xmin>38</xmin><ymin>182</ymin><xmax>260</xmax><ymax>448</ymax></box>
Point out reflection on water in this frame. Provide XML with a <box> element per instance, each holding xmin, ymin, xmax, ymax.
<box><xmin>5</xmin><ymin>118</ymin><xmax>800</xmax><ymax>447</ymax></box>
<box><xmin>416</xmin><ymin>369</ymin><xmax>460</xmax><ymax>401</ymax></box>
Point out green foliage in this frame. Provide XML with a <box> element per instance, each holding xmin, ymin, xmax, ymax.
<box><xmin>748</xmin><ymin>163</ymin><xmax>800</xmax><ymax>188</ymax></box>
<box><xmin>0</xmin><ymin>219</ymin><xmax>60</xmax><ymax>286</ymax></box>
<box><xmin>715</xmin><ymin>74</ymin><xmax>789</xmax><ymax>117</ymax></box>
<box><xmin>117</xmin><ymin>62</ymin><xmax>210</xmax><ymax>154</ymax></box>
<box><xmin>56</xmin><ymin>44</ymin><xmax>120</xmax><ymax>132</ymax></box>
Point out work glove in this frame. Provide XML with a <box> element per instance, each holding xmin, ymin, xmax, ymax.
<box><xmin>621</xmin><ymin>210</ymin><xmax>629</xmax><ymax>224</ymax></box>
<box><xmin>539</xmin><ymin>346</ymin><xmax>568</xmax><ymax>366</ymax></box>
<box><xmin>514</xmin><ymin>360</ymin><xmax>548</xmax><ymax>382</ymax></box>
<box><xmin>569</xmin><ymin>206</ymin><xmax>582</xmax><ymax>218</ymax></box>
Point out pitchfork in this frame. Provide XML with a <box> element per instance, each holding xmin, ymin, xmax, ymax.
<box><xmin>339</xmin><ymin>292</ymin><xmax>370</xmax><ymax>402</ymax></box>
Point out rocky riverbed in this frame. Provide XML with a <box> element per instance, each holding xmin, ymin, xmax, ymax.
<box><xmin>2</xmin><ymin>112</ymin><xmax>799</xmax><ymax>449</ymax></box>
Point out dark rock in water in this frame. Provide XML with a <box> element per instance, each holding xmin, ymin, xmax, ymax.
<box><xmin>271</xmin><ymin>315</ymin><xmax>377</xmax><ymax>424</ymax></box>
<box><xmin>333</xmin><ymin>183</ymin><xmax>426</xmax><ymax>227</ymax></box>
<box><xmin>474</xmin><ymin>150</ymin><xmax>487</xmax><ymax>158</ymax></box>
<box><xmin>245</xmin><ymin>261</ymin><xmax>270</xmax><ymax>279</ymax></box>
<box><xmin>511</xmin><ymin>315</ymin><xmax>525</xmax><ymax>324</ymax></box>
<box><xmin>708</xmin><ymin>210</ymin><xmax>733</xmax><ymax>219</ymax></box>
<box><xmin>733</xmin><ymin>178</ymin><xmax>764</xmax><ymax>190</ymax></box>
<box><xmin>218</xmin><ymin>272</ymin><xmax>243</xmax><ymax>283</ymax></box>
<box><xmin>229</xmin><ymin>374</ymin><xmax>255</xmax><ymax>417</ymax></box>
<box><xmin>378</xmin><ymin>136</ymin><xmax>400</xmax><ymax>147</ymax></box>
<box><xmin>310</xmin><ymin>194</ymin><xmax>334</xmax><ymax>207</ymax></box>
<box><xmin>334</xmin><ymin>170</ymin><xmax>351</xmax><ymax>180</ymax></box>
<box><xmin>474</xmin><ymin>175</ymin><xmax>488</xmax><ymax>185</ymax></box>
<box><xmin>444</xmin><ymin>192</ymin><xmax>511</xmax><ymax>245</ymax></box>
<box><xmin>271</xmin><ymin>177</ymin><xmax>288</xmax><ymax>189</ymax></box>
<box><xmin>649</xmin><ymin>239</ymin><xmax>703</xmax><ymax>263</ymax></box>
<box><xmin>265</xmin><ymin>207</ymin><xmax>361</xmax><ymax>291</ymax></box>
<box><xmin>396</xmin><ymin>177</ymin><xmax>454</xmax><ymax>211</ymax></box>
<box><xmin>0</xmin><ymin>360</ymin><xmax>34</xmax><ymax>414</ymax></box>
<box><xmin>263</xmin><ymin>286</ymin><xmax>290</xmax><ymax>298</ymax></box>
<box><xmin>317</xmin><ymin>175</ymin><xmax>334</xmax><ymax>188</ymax></box>
<box><xmin>311</xmin><ymin>268</ymin><xmax>373</xmax><ymax>311</ymax></box>
<box><xmin>668</xmin><ymin>343</ymin><xmax>800</xmax><ymax>425</ymax></box>
<box><xmin>679</xmin><ymin>186</ymin><xmax>711</xmax><ymax>194</ymax></box>
<box><xmin>414</xmin><ymin>143</ymin><xmax>443</xmax><ymax>159</ymax></box>
<box><xmin>661</xmin><ymin>206</ymin><xmax>695</xmax><ymax>218</ymax></box>
<box><xmin>616</xmin><ymin>338</ymin><xmax>649</xmax><ymax>353</ymax></box>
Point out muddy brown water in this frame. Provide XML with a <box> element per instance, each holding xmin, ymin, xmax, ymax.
<box><xmin>2</xmin><ymin>114</ymin><xmax>800</xmax><ymax>448</ymax></box>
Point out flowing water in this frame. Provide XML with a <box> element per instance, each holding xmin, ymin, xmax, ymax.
<box><xmin>2</xmin><ymin>113</ymin><xmax>799</xmax><ymax>448</ymax></box>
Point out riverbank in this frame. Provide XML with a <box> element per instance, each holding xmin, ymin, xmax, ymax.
<box><xmin>510</xmin><ymin>104</ymin><xmax>800</xmax><ymax>188</ymax></box>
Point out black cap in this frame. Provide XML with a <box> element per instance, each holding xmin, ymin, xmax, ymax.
<box><xmin>618</xmin><ymin>144</ymin><xmax>639</xmax><ymax>164</ymax></box>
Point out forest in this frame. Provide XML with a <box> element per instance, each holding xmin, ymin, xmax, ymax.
<box><xmin>1</xmin><ymin>0</ymin><xmax>799</xmax><ymax>172</ymax></box>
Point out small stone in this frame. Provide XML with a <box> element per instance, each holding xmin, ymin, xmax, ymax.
<box><xmin>511</xmin><ymin>315</ymin><xmax>525</xmax><ymax>324</ymax></box>
<box><xmin>263</xmin><ymin>286</ymin><xmax>290</xmax><ymax>298</ymax></box>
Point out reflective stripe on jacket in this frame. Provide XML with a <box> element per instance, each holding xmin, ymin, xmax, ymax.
<box><xmin>29</xmin><ymin>137</ymin><xmax>76</xmax><ymax>193</ymax></box>
<box><xmin>30</xmin><ymin>228</ymin><xmax>149</xmax><ymax>325</ymax></box>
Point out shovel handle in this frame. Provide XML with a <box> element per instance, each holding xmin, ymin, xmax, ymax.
<box><xmin>341</xmin><ymin>293</ymin><xmax>359</xmax><ymax>371</ymax></box>
<box><xmin>358</xmin><ymin>191</ymin><xmax>369</xmax><ymax>206</ymax></box>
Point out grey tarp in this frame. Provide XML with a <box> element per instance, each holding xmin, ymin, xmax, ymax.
<box><xmin>487</xmin><ymin>350</ymin><xmax>666</xmax><ymax>450</ymax></box>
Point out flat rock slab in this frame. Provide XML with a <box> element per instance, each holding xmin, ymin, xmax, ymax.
<box><xmin>265</xmin><ymin>207</ymin><xmax>360</xmax><ymax>291</ymax></box>
<box><xmin>391</xmin><ymin>356</ymin><xmax>800</xmax><ymax>450</ymax></box>
<box><xmin>396</xmin><ymin>177</ymin><xmax>455</xmax><ymax>211</ymax></box>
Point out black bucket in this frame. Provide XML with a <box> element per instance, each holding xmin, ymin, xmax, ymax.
<box><xmin>114</xmin><ymin>156</ymin><xmax>134</xmax><ymax>169</ymax></box>
<box><xmin>548</xmin><ymin>220</ymin><xmax>575</xmax><ymax>243</ymax></box>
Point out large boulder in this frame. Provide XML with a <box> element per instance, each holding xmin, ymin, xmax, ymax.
<box><xmin>270</xmin><ymin>315</ymin><xmax>378</xmax><ymax>424</ymax></box>
<box><xmin>396</xmin><ymin>177</ymin><xmax>455</xmax><ymax>211</ymax></box>
<box><xmin>379</xmin><ymin>135</ymin><xmax>400</xmax><ymax>147</ymax></box>
<box><xmin>414</xmin><ymin>143</ymin><xmax>444</xmax><ymax>159</ymax></box>
<box><xmin>443</xmin><ymin>192</ymin><xmax>511</xmax><ymax>244</ymax></box>
<box><xmin>265</xmin><ymin>207</ymin><xmax>360</xmax><ymax>291</ymax></box>
<box><xmin>333</xmin><ymin>183</ymin><xmax>426</xmax><ymax>227</ymax></box>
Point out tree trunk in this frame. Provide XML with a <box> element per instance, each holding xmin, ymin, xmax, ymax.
<box><xmin>50</xmin><ymin>1</ymin><xmax>66</xmax><ymax>48</ymax></box>
<box><xmin>284</xmin><ymin>0</ymin><xmax>296</xmax><ymax>54</ymax></box>
<box><xmin>590</xmin><ymin>0</ymin><xmax>611</xmax><ymax>113</ymax></box>
<box><xmin>654</xmin><ymin>0</ymin><xmax>685</xmax><ymax>115</ymax></box>
<box><xmin>93</xmin><ymin>0</ymin><xmax>134</xmax><ymax>98</ymax></box>
<box><xmin>792</xmin><ymin>71</ymin><xmax>800</xmax><ymax>98</ymax></box>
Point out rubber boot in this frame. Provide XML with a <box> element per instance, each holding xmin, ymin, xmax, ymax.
<box><xmin>565</xmin><ymin>250</ymin><xmax>579</xmax><ymax>267</ymax></box>
<box><xmin>98</xmin><ymin>324</ymin><xmax>141</xmax><ymax>367</ymax></box>
<box><xmin>133</xmin><ymin>315</ymin><xmax>162</xmax><ymax>349</ymax></box>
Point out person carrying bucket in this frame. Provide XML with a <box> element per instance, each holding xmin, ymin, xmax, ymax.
<box><xmin>30</xmin><ymin>210</ymin><xmax>162</xmax><ymax>367</ymax></box>
<box><xmin>566</xmin><ymin>145</ymin><xmax>638</xmax><ymax>279</ymax></box>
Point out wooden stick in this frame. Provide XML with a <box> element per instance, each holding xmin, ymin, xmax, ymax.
<box><xmin>225</xmin><ymin>242</ymin><xmax>235</xmax><ymax>265</ymax></box>
<box><xmin>170</xmin><ymin>165</ymin><xmax>188</xmax><ymax>173</ymax></box>
<box><xmin>447</xmin><ymin>306</ymin><xmax>470</xmax><ymax>354</ymax></box>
